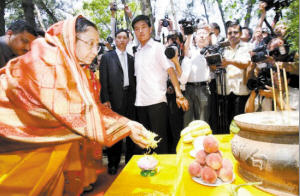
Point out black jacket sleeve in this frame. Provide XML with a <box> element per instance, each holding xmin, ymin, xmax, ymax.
<box><xmin>100</xmin><ymin>54</ymin><xmax>110</xmax><ymax>103</ymax></box>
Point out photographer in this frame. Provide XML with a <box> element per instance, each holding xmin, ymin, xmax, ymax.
<box><xmin>179</xmin><ymin>25</ymin><xmax>213</xmax><ymax>127</ymax></box>
<box><xmin>250</xmin><ymin>2</ymin><xmax>269</xmax><ymax>48</ymax></box>
<box><xmin>109</xmin><ymin>3</ymin><xmax>135</xmax><ymax>55</ymax></box>
<box><xmin>217</xmin><ymin>20</ymin><xmax>251</xmax><ymax>133</ymax></box>
<box><xmin>164</xmin><ymin>31</ymin><xmax>186</xmax><ymax>153</ymax></box>
<box><xmin>245</xmin><ymin>68</ymin><xmax>299</xmax><ymax>112</ymax></box>
<box><xmin>210</xmin><ymin>22</ymin><xmax>224</xmax><ymax>45</ymax></box>
<box><xmin>155</xmin><ymin>14</ymin><xmax>174</xmax><ymax>43</ymax></box>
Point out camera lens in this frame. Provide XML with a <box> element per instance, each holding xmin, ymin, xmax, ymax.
<box><xmin>247</xmin><ymin>78</ymin><xmax>258</xmax><ymax>90</ymax></box>
<box><xmin>162</xmin><ymin>19</ymin><xmax>169</xmax><ymax>27</ymax></box>
<box><xmin>164</xmin><ymin>46</ymin><xmax>177</xmax><ymax>59</ymax></box>
<box><xmin>106</xmin><ymin>36</ymin><xmax>114</xmax><ymax>44</ymax></box>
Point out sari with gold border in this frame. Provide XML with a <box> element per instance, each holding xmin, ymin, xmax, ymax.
<box><xmin>0</xmin><ymin>15</ymin><xmax>130</xmax><ymax>195</ymax></box>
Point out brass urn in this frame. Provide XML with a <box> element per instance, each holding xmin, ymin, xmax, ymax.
<box><xmin>232</xmin><ymin>111</ymin><xmax>299</xmax><ymax>196</ymax></box>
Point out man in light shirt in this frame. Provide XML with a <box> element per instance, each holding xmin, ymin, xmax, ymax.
<box><xmin>179</xmin><ymin>26</ymin><xmax>213</xmax><ymax>127</ymax></box>
<box><xmin>217</xmin><ymin>20</ymin><xmax>251</xmax><ymax>133</ymax></box>
<box><xmin>132</xmin><ymin>15</ymin><xmax>188</xmax><ymax>154</ymax></box>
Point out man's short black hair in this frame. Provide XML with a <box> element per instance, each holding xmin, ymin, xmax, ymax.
<box><xmin>242</xmin><ymin>27</ymin><xmax>253</xmax><ymax>40</ymax></box>
<box><xmin>115</xmin><ymin>28</ymin><xmax>129</xmax><ymax>38</ymax></box>
<box><xmin>167</xmin><ymin>31</ymin><xmax>184</xmax><ymax>43</ymax></box>
<box><xmin>8</xmin><ymin>20</ymin><xmax>37</xmax><ymax>36</ymax></box>
<box><xmin>225</xmin><ymin>20</ymin><xmax>242</xmax><ymax>32</ymax></box>
<box><xmin>36</xmin><ymin>29</ymin><xmax>45</xmax><ymax>37</ymax></box>
<box><xmin>210</xmin><ymin>22</ymin><xmax>220</xmax><ymax>32</ymax></box>
<box><xmin>131</xmin><ymin>15</ymin><xmax>151</xmax><ymax>29</ymax></box>
<box><xmin>75</xmin><ymin>17</ymin><xmax>97</xmax><ymax>33</ymax></box>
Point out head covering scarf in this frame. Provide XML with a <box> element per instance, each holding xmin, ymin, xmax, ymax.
<box><xmin>0</xmin><ymin>15</ymin><xmax>129</xmax><ymax>152</ymax></box>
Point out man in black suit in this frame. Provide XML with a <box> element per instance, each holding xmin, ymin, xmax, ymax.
<box><xmin>100</xmin><ymin>29</ymin><xmax>136</xmax><ymax>175</ymax></box>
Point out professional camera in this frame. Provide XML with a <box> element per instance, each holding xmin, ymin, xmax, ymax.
<box><xmin>260</xmin><ymin>0</ymin><xmax>292</xmax><ymax>11</ymax></box>
<box><xmin>178</xmin><ymin>17</ymin><xmax>199</xmax><ymax>35</ymax></box>
<box><xmin>161</xmin><ymin>14</ymin><xmax>169</xmax><ymax>27</ymax></box>
<box><xmin>106</xmin><ymin>36</ymin><xmax>114</xmax><ymax>44</ymax></box>
<box><xmin>200</xmin><ymin>41</ymin><xmax>230</xmax><ymax>66</ymax></box>
<box><xmin>251</xmin><ymin>36</ymin><xmax>295</xmax><ymax>63</ymax></box>
<box><xmin>251</xmin><ymin>45</ymin><xmax>269</xmax><ymax>63</ymax></box>
<box><xmin>247</xmin><ymin>67</ymin><xmax>273</xmax><ymax>91</ymax></box>
<box><xmin>110</xmin><ymin>3</ymin><xmax>124</xmax><ymax>11</ymax></box>
<box><xmin>251</xmin><ymin>36</ymin><xmax>273</xmax><ymax>63</ymax></box>
<box><xmin>269</xmin><ymin>43</ymin><xmax>295</xmax><ymax>62</ymax></box>
<box><xmin>164</xmin><ymin>33</ymin><xmax>181</xmax><ymax>59</ymax></box>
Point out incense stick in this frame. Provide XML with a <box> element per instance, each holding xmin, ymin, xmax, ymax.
<box><xmin>270</xmin><ymin>69</ymin><xmax>277</xmax><ymax>111</ymax></box>
<box><xmin>283</xmin><ymin>68</ymin><xmax>289</xmax><ymax>109</ymax></box>
<box><xmin>276</xmin><ymin>64</ymin><xmax>283</xmax><ymax>110</ymax></box>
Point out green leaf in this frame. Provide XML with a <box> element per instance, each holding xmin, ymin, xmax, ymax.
<box><xmin>149</xmin><ymin>170</ymin><xmax>157</xmax><ymax>176</ymax></box>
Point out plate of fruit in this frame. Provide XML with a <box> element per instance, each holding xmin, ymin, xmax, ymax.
<box><xmin>188</xmin><ymin>135</ymin><xmax>235</xmax><ymax>186</ymax></box>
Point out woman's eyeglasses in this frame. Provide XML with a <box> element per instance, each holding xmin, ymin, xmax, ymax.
<box><xmin>76</xmin><ymin>36</ymin><xmax>100</xmax><ymax>50</ymax></box>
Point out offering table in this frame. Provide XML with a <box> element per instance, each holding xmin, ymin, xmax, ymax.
<box><xmin>105</xmin><ymin>134</ymin><xmax>272</xmax><ymax>195</ymax></box>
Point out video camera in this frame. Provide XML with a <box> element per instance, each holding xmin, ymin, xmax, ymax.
<box><xmin>251</xmin><ymin>35</ymin><xmax>273</xmax><ymax>63</ymax></box>
<box><xmin>260</xmin><ymin>0</ymin><xmax>292</xmax><ymax>11</ymax></box>
<box><xmin>178</xmin><ymin>17</ymin><xmax>200</xmax><ymax>35</ymax></box>
<box><xmin>251</xmin><ymin>36</ymin><xmax>295</xmax><ymax>63</ymax></box>
<box><xmin>200</xmin><ymin>41</ymin><xmax>230</xmax><ymax>66</ymax></box>
<box><xmin>247</xmin><ymin>67</ymin><xmax>273</xmax><ymax>91</ymax></box>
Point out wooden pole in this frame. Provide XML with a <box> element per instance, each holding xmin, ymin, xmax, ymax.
<box><xmin>283</xmin><ymin>68</ymin><xmax>289</xmax><ymax>109</ymax></box>
<box><xmin>270</xmin><ymin>69</ymin><xmax>277</xmax><ymax>111</ymax></box>
<box><xmin>276</xmin><ymin>64</ymin><xmax>283</xmax><ymax>110</ymax></box>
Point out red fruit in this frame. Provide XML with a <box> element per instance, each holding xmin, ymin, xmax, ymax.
<box><xmin>188</xmin><ymin>161</ymin><xmax>202</xmax><ymax>177</ymax></box>
<box><xmin>201</xmin><ymin>166</ymin><xmax>217</xmax><ymax>184</ymax></box>
<box><xmin>222</xmin><ymin>158</ymin><xmax>233</xmax><ymax>170</ymax></box>
<box><xmin>216</xmin><ymin>151</ymin><xmax>222</xmax><ymax>158</ymax></box>
<box><xmin>218</xmin><ymin>167</ymin><xmax>233</xmax><ymax>182</ymax></box>
<box><xmin>203</xmin><ymin>136</ymin><xmax>219</xmax><ymax>153</ymax></box>
<box><xmin>206</xmin><ymin>153</ymin><xmax>222</xmax><ymax>170</ymax></box>
<box><xmin>195</xmin><ymin>150</ymin><xmax>207</xmax><ymax>165</ymax></box>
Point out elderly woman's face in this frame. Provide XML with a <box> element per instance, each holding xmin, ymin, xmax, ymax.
<box><xmin>75</xmin><ymin>26</ymin><xmax>99</xmax><ymax>65</ymax></box>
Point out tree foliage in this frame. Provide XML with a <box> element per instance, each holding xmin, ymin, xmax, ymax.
<box><xmin>3</xmin><ymin>0</ymin><xmax>79</xmax><ymax>33</ymax></box>
<box><xmin>82</xmin><ymin>0</ymin><xmax>139</xmax><ymax>40</ymax></box>
<box><xmin>284</xmin><ymin>0</ymin><xmax>299</xmax><ymax>51</ymax></box>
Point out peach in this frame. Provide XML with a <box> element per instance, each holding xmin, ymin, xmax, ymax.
<box><xmin>188</xmin><ymin>161</ymin><xmax>202</xmax><ymax>177</ymax></box>
<box><xmin>218</xmin><ymin>167</ymin><xmax>234</xmax><ymax>182</ymax></box>
<box><xmin>206</xmin><ymin>153</ymin><xmax>222</xmax><ymax>170</ymax></box>
<box><xmin>216</xmin><ymin>151</ymin><xmax>222</xmax><ymax>158</ymax></box>
<box><xmin>222</xmin><ymin>158</ymin><xmax>233</xmax><ymax>170</ymax></box>
<box><xmin>203</xmin><ymin>136</ymin><xmax>219</xmax><ymax>153</ymax></box>
<box><xmin>201</xmin><ymin>166</ymin><xmax>217</xmax><ymax>184</ymax></box>
<box><xmin>195</xmin><ymin>150</ymin><xmax>207</xmax><ymax>165</ymax></box>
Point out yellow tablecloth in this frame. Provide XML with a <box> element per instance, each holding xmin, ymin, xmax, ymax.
<box><xmin>105</xmin><ymin>134</ymin><xmax>272</xmax><ymax>196</ymax></box>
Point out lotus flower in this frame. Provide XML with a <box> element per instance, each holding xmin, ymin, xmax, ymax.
<box><xmin>137</xmin><ymin>155</ymin><xmax>158</xmax><ymax>170</ymax></box>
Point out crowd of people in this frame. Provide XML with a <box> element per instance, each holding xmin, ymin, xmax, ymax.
<box><xmin>95</xmin><ymin>2</ymin><xmax>299</xmax><ymax>176</ymax></box>
<box><xmin>0</xmin><ymin>1</ymin><xmax>298</xmax><ymax>195</ymax></box>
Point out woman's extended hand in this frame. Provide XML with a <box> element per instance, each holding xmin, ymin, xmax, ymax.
<box><xmin>127</xmin><ymin>121</ymin><xmax>151</xmax><ymax>149</ymax></box>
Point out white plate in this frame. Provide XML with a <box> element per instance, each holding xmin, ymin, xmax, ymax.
<box><xmin>189</xmin><ymin>149</ymin><xmax>199</xmax><ymax>158</ymax></box>
<box><xmin>192</xmin><ymin>173</ymin><xmax>235</xmax><ymax>187</ymax></box>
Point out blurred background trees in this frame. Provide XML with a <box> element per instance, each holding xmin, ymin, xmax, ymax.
<box><xmin>1</xmin><ymin>0</ymin><xmax>298</xmax><ymax>50</ymax></box>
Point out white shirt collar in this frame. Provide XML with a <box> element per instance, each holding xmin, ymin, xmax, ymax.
<box><xmin>137</xmin><ymin>38</ymin><xmax>154</xmax><ymax>51</ymax></box>
<box><xmin>116</xmin><ymin>47</ymin><xmax>126</xmax><ymax>56</ymax></box>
